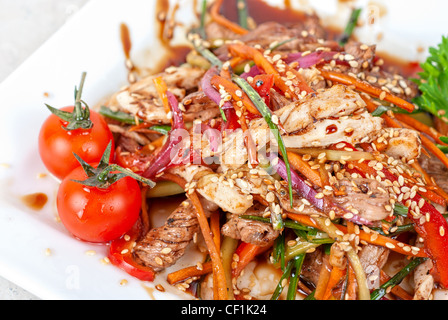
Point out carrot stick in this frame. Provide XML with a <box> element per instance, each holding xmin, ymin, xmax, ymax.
<box><xmin>346</xmin><ymin>264</ymin><xmax>357</xmax><ymax>300</ymax></box>
<box><xmin>210</xmin><ymin>0</ymin><xmax>249</xmax><ymax>35</ymax></box>
<box><xmin>210</xmin><ymin>75</ymin><xmax>259</xmax><ymax>165</ymax></box>
<box><xmin>210</xmin><ymin>74</ymin><xmax>260</xmax><ymax>115</ymax></box>
<box><xmin>392</xmin><ymin>117</ymin><xmax>448</xmax><ymax>171</ymax></box>
<box><xmin>314</xmin><ymin>258</ymin><xmax>332</xmax><ymax>300</ymax></box>
<box><xmin>322</xmin><ymin>266</ymin><xmax>346</xmax><ymax>300</ymax></box>
<box><xmin>210</xmin><ymin>212</ymin><xmax>221</xmax><ymax>253</ymax></box>
<box><xmin>153</xmin><ymin>76</ymin><xmax>170</xmax><ymax>114</ymax></box>
<box><xmin>420</xmin><ymin>134</ymin><xmax>448</xmax><ymax>172</ymax></box>
<box><xmin>287</xmin><ymin>151</ymin><xmax>323</xmax><ymax>188</ymax></box>
<box><xmin>167</xmin><ymin>261</ymin><xmax>213</xmax><ymax>284</ymax></box>
<box><xmin>162</xmin><ymin>173</ymin><xmax>228</xmax><ymax>300</ymax></box>
<box><xmin>394</xmin><ymin>113</ymin><xmax>448</xmax><ymax>146</ymax></box>
<box><xmin>286</xmin><ymin>213</ymin><xmax>428</xmax><ymax>258</ymax></box>
<box><xmin>320</xmin><ymin>69</ymin><xmax>415</xmax><ymax>113</ymax></box>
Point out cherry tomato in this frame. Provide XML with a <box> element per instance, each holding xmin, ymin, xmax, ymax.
<box><xmin>38</xmin><ymin>106</ymin><xmax>114</xmax><ymax>180</ymax></box>
<box><xmin>56</xmin><ymin>163</ymin><xmax>141</xmax><ymax>243</ymax></box>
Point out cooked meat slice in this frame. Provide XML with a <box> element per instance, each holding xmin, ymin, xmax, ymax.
<box><xmin>365</xmin><ymin>68</ymin><xmax>419</xmax><ymax>100</ymax></box>
<box><xmin>169</xmin><ymin>165</ymin><xmax>254</xmax><ymax>214</ymax></box>
<box><xmin>219</xmin><ymin>85</ymin><xmax>381</xmax><ymax>168</ymax></box>
<box><xmin>301</xmin><ymin>247</ymin><xmax>324</xmax><ymax>286</ymax></box>
<box><xmin>382</xmin><ymin>128</ymin><xmax>421</xmax><ymax>161</ymax></box>
<box><xmin>108</xmin><ymin>124</ymin><xmax>150</xmax><ymax>146</ymax></box>
<box><xmin>281</xmin><ymin>111</ymin><xmax>383</xmax><ymax>149</ymax></box>
<box><xmin>413</xmin><ymin>258</ymin><xmax>434</xmax><ymax>300</ymax></box>
<box><xmin>419</xmin><ymin>154</ymin><xmax>448</xmax><ymax>192</ymax></box>
<box><xmin>133</xmin><ymin>200</ymin><xmax>199</xmax><ymax>271</ymax></box>
<box><xmin>274</xmin><ymin>84</ymin><xmax>367</xmax><ymax>133</ymax></box>
<box><xmin>358</xmin><ymin>244</ymin><xmax>390</xmax><ymax>290</ymax></box>
<box><xmin>332</xmin><ymin>178</ymin><xmax>392</xmax><ymax>222</ymax></box>
<box><xmin>222</xmin><ymin>203</ymin><xmax>279</xmax><ymax>247</ymax></box>
<box><xmin>105</xmin><ymin>66</ymin><xmax>205</xmax><ymax>124</ymax></box>
<box><xmin>181</xmin><ymin>90</ymin><xmax>221</xmax><ymax>123</ymax></box>
<box><xmin>343</xmin><ymin>41</ymin><xmax>376</xmax><ymax>74</ymax></box>
<box><xmin>275</xmin><ymin>188</ymin><xmax>323</xmax><ymax>216</ymax></box>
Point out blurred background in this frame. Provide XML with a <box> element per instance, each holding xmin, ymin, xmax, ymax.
<box><xmin>0</xmin><ymin>0</ymin><xmax>89</xmax><ymax>299</ymax></box>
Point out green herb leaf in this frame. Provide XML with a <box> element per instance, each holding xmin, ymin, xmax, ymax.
<box><xmin>413</xmin><ymin>36</ymin><xmax>448</xmax><ymax>120</ymax></box>
<box><xmin>339</xmin><ymin>8</ymin><xmax>362</xmax><ymax>46</ymax></box>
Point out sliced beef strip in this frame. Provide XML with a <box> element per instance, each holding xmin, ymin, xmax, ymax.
<box><xmin>221</xmin><ymin>203</ymin><xmax>279</xmax><ymax>247</ymax></box>
<box><xmin>332</xmin><ymin>178</ymin><xmax>392</xmax><ymax>223</ymax></box>
<box><xmin>133</xmin><ymin>200</ymin><xmax>199</xmax><ymax>272</ymax></box>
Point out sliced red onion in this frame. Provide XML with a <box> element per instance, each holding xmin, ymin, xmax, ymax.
<box><xmin>142</xmin><ymin>91</ymin><xmax>188</xmax><ymax>178</ymax></box>
<box><xmin>285</xmin><ymin>51</ymin><xmax>349</xmax><ymax>69</ymax></box>
<box><xmin>240</xmin><ymin>65</ymin><xmax>261</xmax><ymax>80</ymax></box>
<box><xmin>201</xmin><ymin>66</ymin><xmax>233</xmax><ymax>110</ymax></box>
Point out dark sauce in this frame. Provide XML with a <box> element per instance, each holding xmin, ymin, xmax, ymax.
<box><xmin>120</xmin><ymin>23</ymin><xmax>132</xmax><ymax>60</ymax></box>
<box><xmin>21</xmin><ymin>192</ymin><xmax>48</xmax><ymax>211</ymax></box>
<box><xmin>326</xmin><ymin>124</ymin><xmax>338</xmax><ymax>134</ymax></box>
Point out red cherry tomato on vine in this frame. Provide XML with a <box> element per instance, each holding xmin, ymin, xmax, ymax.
<box><xmin>38</xmin><ymin>106</ymin><xmax>114</xmax><ymax>180</ymax></box>
<box><xmin>56</xmin><ymin>163</ymin><xmax>141</xmax><ymax>243</ymax></box>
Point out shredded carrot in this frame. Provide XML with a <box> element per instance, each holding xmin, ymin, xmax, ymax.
<box><xmin>287</xmin><ymin>151</ymin><xmax>324</xmax><ymax>188</ymax></box>
<box><xmin>210</xmin><ymin>75</ymin><xmax>259</xmax><ymax>165</ymax></box>
<box><xmin>322</xmin><ymin>266</ymin><xmax>346</xmax><ymax>300</ymax></box>
<box><xmin>140</xmin><ymin>135</ymin><xmax>166</xmax><ymax>155</ymax></box>
<box><xmin>396</xmin><ymin>119</ymin><xmax>448</xmax><ymax>171</ymax></box>
<box><xmin>314</xmin><ymin>257</ymin><xmax>332</xmax><ymax>300</ymax></box>
<box><xmin>210</xmin><ymin>212</ymin><xmax>221</xmax><ymax>252</ymax></box>
<box><xmin>362</xmin><ymin>95</ymin><xmax>402</xmax><ymax>129</ymax></box>
<box><xmin>346</xmin><ymin>264</ymin><xmax>358</xmax><ymax>300</ymax></box>
<box><xmin>167</xmin><ymin>261</ymin><xmax>213</xmax><ymax>285</ymax></box>
<box><xmin>228</xmin><ymin>56</ymin><xmax>245</xmax><ymax>69</ymax></box>
<box><xmin>394</xmin><ymin>113</ymin><xmax>448</xmax><ymax>146</ymax></box>
<box><xmin>210</xmin><ymin>74</ymin><xmax>260</xmax><ymax>115</ymax></box>
<box><xmin>162</xmin><ymin>173</ymin><xmax>228</xmax><ymax>300</ymax></box>
<box><xmin>210</xmin><ymin>0</ymin><xmax>249</xmax><ymax>35</ymax></box>
<box><xmin>153</xmin><ymin>76</ymin><xmax>170</xmax><ymax>114</ymax></box>
<box><xmin>287</xmin><ymin>213</ymin><xmax>428</xmax><ymax>258</ymax></box>
<box><xmin>320</xmin><ymin>69</ymin><xmax>415</xmax><ymax>113</ymax></box>
<box><xmin>227</xmin><ymin>43</ymin><xmax>300</xmax><ymax>99</ymax></box>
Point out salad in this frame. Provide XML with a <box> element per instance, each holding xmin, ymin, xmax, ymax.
<box><xmin>37</xmin><ymin>0</ymin><xmax>448</xmax><ymax>300</ymax></box>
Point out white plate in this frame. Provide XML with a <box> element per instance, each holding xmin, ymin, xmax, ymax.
<box><xmin>0</xmin><ymin>0</ymin><xmax>446</xmax><ymax>300</ymax></box>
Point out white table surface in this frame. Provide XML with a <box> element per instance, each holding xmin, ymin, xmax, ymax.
<box><xmin>0</xmin><ymin>0</ymin><xmax>89</xmax><ymax>300</ymax></box>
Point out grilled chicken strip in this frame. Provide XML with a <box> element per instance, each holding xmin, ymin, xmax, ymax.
<box><xmin>281</xmin><ymin>111</ymin><xmax>383</xmax><ymax>148</ymax></box>
<box><xmin>382</xmin><ymin>128</ymin><xmax>421</xmax><ymax>161</ymax></box>
<box><xmin>168</xmin><ymin>165</ymin><xmax>255</xmax><ymax>214</ymax></box>
<box><xmin>134</xmin><ymin>200</ymin><xmax>199</xmax><ymax>271</ymax></box>
<box><xmin>358</xmin><ymin>244</ymin><xmax>390</xmax><ymax>290</ymax></box>
<box><xmin>218</xmin><ymin>85</ymin><xmax>383</xmax><ymax>170</ymax></box>
<box><xmin>106</xmin><ymin>65</ymin><xmax>206</xmax><ymax>124</ymax></box>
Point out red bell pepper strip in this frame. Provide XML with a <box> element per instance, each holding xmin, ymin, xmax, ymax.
<box><xmin>108</xmin><ymin>222</ymin><xmax>155</xmax><ymax>282</ymax></box>
<box><xmin>250</xmin><ymin>74</ymin><xmax>274</xmax><ymax>107</ymax></box>
<box><xmin>339</xmin><ymin>142</ymin><xmax>448</xmax><ymax>288</ymax></box>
